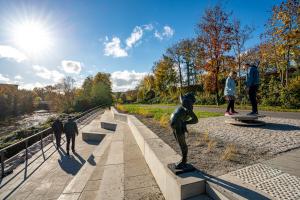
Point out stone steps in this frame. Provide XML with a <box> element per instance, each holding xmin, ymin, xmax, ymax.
<box><xmin>57</xmin><ymin>109</ymin><xmax>165</xmax><ymax>200</ymax></box>
<box><xmin>81</xmin><ymin>110</ymin><xmax>116</xmax><ymax>142</ymax></box>
<box><xmin>57</xmin><ymin>110</ymin><xmax>117</xmax><ymax>200</ymax></box>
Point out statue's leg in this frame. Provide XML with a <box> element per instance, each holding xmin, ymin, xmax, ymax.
<box><xmin>172</xmin><ymin>128</ymin><xmax>179</xmax><ymax>143</ymax></box>
<box><xmin>176</xmin><ymin>133</ymin><xmax>188</xmax><ymax>164</ymax></box>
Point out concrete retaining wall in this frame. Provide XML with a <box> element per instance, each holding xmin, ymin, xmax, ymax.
<box><xmin>111</xmin><ymin>107</ymin><xmax>205</xmax><ymax>200</ymax></box>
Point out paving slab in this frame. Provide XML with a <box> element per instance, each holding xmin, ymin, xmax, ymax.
<box><xmin>215</xmin><ymin>154</ymin><xmax>300</xmax><ymax>200</ymax></box>
<box><xmin>123</xmin><ymin>122</ymin><xmax>164</xmax><ymax>200</ymax></box>
<box><xmin>95</xmin><ymin>123</ymin><xmax>125</xmax><ymax>200</ymax></box>
<box><xmin>263</xmin><ymin>149</ymin><xmax>300</xmax><ymax>177</ymax></box>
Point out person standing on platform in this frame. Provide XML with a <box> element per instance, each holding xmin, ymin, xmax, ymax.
<box><xmin>224</xmin><ymin>71</ymin><xmax>238</xmax><ymax>116</ymax></box>
<box><xmin>244</xmin><ymin>63</ymin><xmax>260</xmax><ymax>115</ymax></box>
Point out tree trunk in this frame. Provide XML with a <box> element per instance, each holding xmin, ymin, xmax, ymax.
<box><xmin>286</xmin><ymin>45</ymin><xmax>291</xmax><ymax>87</ymax></box>
<box><xmin>178</xmin><ymin>59</ymin><xmax>183</xmax><ymax>89</ymax></box>
<box><xmin>186</xmin><ymin>62</ymin><xmax>190</xmax><ymax>86</ymax></box>
<box><xmin>215</xmin><ymin>63</ymin><xmax>219</xmax><ymax>106</ymax></box>
<box><xmin>238</xmin><ymin>55</ymin><xmax>241</xmax><ymax>96</ymax></box>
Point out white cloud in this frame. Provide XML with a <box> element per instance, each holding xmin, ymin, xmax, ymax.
<box><xmin>154</xmin><ymin>30</ymin><xmax>163</xmax><ymax>40</ymax></box>
<box><xmin>111</xmin><ymin>70</ymin><xmax>147</xmax><ymax>92</ymax></box>
<box><xmin>104</xmin><ymin>37</ymin><xmax>128</xmax><ymax>58</ymax></box>
<box><xmin>103</xmin><ymin>24</ymin><xmax>174</xmax><ymax>57</ymax></box>
<box><xmin>14</xmin><ymin>75</ymin><xmax>23</xmax><ymax>80</ymax></box>
<box><xmin>19</xmin><ymin>82</ymin><xmax>45</xmax><ymax>90</ymax></box>
<box><xmin>0</xmin><ymin>45</ymin><xmax>27</xmax><ymax>62</ymax></box>
<box><xmin>143</xmin><ymin>24</ymin><xmax>154</xmax><ymax>31</ymax></box>
<box><xmin>154</xmin><ymin>25</ymin><xmax>174</xmax><ymax>40</ymax></box>
<box><xmin>126</xmin><ymin>26</ymin><xmax>143</xmax><ymax>48</ymax></box>
<box><xmin>0</xmin><ymin>74</ymin><xmax>10</xmax><ymax>82</ymax></box>
<box><xmin>162</xmin><ymin>26</ymin><xmax>174</xmax><ymax>37</ymax></box>
<box><xmin>33</xmin><ymin>65</ymin><xmax>65</xmax><ymax>83</ymax></box>
<box><xmin>62</xmin><ymin>60</ymin><xmax>82</xmax><ymax>74</ymax></box>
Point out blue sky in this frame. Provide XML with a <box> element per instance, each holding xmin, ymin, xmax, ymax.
<box><xmin>0</xmin><ymin>0</ymin><xmax>282</xmax><ymax>91</ymax></box>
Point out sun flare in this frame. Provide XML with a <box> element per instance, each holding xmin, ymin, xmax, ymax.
<box><xmin>11</xmin><ymin>20</ymin><xmax>53</xmax><ymax>54</ymax></box>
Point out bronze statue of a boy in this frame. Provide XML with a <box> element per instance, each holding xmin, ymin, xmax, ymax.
<box><xmin>170</xmin><ymin>93</ymin><xmax>198</xmax><ymax>169</ymax></box>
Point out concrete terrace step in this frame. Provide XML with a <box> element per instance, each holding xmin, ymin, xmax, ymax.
<box><xmin>95</xmin><ymin>122</ymin><xmax>125</xmax><ymax>200</ymax></box>
<box><xmin>58</xmin><ymin>134</ymin><xmax>113</xmax><ymax>200</ymax></box>
<box><xmin>60</xmin><ymin>112</ymin><xmax>164</xmax><ymax>200</ymax></box>
<box><xmin>100</xmin><ymin>109</ymin><xmax>117</xmax><ymax>131</ymax></box>
<box><xmin>81</xmin><ymin>110</ymin><xmax>116</xmax><ymax>142</ymax></box>
<box><xmin>58</xmin><ymin>110</ymin><xmax>118</xmax><ymax>200</ymax></box>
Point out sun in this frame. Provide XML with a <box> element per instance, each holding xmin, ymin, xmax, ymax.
<box><xmin>11</xmin><ymin>20</ymin><xmax>53</xmax><ymax>54</ymax></box>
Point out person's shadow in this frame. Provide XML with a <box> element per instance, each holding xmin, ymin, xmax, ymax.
<box><xmin>57</xmin><ymin>149</ymin><xmax>86</xmax><ymax>175</ymax></box>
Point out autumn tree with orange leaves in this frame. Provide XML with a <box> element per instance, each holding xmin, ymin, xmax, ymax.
<box><xmin>197</xmin><ymin>5</ymin><xmax>233</xmax><ymax>105</ymax></box>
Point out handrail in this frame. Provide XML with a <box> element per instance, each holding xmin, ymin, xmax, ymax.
<box><xmin>0</xmin><ymin>106</ymin><xmax>100</xmax><ymax>154</ymax></box>
<box><xmin>0</xmin><ymin>105</ymin><xmax>107</xmax><ymax>178</ymax></box>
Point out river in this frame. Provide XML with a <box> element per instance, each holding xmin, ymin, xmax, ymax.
<box><xmin>0</xmin><ymin>110</ymin><xmax>58</xmax><ymax>137</ymax></box>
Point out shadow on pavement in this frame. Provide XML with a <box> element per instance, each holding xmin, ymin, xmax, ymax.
<box><xmin>87</xmin><ymin>154</ymin><xmax>96</xmax><ymax>166</ymax></box>
<box><xmin>57</xmin><ymin>149</ymin><xmax>86</xmax><ymax>175</ymax></box>
<box><xmin>253</xmin><ymin>122</ymin><xmax>300</xmax><ymax>131</ymax></box>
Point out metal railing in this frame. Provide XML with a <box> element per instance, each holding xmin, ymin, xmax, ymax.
<box><xmin>0</xmin><ymin>105</ymin><xmax>106</xmax><ymax>178</ymax></box>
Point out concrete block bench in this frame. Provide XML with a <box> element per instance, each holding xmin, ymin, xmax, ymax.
<box><xmin>82</xmin><ymin>131</ymin><xmax>105</xmax><ymax>142</ymax></box>
<box><xmin>100</xmin><ymin>122</ymin><xmax>117</xmax><ymax>131</ymax></box>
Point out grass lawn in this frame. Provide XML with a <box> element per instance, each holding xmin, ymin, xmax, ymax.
<box><xmin>116</xmin><ymin>104</ymin><xmax>222</xmax><ymax>120</ymax></box>
<box><xmin>128</xmin><ymin>103</ymin><xmax>299</xmax><ymax>112</ymax></box>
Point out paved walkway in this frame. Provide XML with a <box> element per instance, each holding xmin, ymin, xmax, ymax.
<box><xmin>213</xmin><ymin>149</ymin><xmax>300</xmax><ymax>200</ymax></box>
<box><xmin>0</xmin><ymin>113</ymin><xmax>102</xmax><ymax>200</ymax></box>
<box><xmin>263</xmin><ymin>148</ymin><xmax>300</xmax><ymax>177</ymax></box>
<box><xmin>0</xmin><ymin>110</ymin><xmax>164</xmax><ymax>200</ymax></box>
<box><xmin>123</xmin><ymin>122</ymin><xmax>164</xmax><ymax>199</ymax></box>
<box><xmin>58</xmin><ymin>112</ymin><xmax>164</xmax><ymax>200</ymax></box>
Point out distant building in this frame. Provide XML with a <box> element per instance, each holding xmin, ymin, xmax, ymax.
<box><xmin>0</xmin><ymin>84</ymin><xmax>18</xmax><ymax>92</ymax></box>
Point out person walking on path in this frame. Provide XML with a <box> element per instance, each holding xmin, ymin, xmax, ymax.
<box><xmin>63</xmin><ymin>116</ymin><xmax>79</xmax><ymax>156</ymax></box>
<box><xmin>51</xmin><ymin>118</ymin><xmax>63</xmax><ymax>149</ymax></box>
<box><xmin>244</xmin><ymin>63</ymin><xmax>260</xmax><ymax>115</ymax></box>
<box><xmin>170</xmin><ymin>93</ymin><xmax>198</xmax><ymax>169</ymax></box>
<box><xmin>224</xmin><ymin>71</ymin><xmax>238</xmax><ymax>116</ymax></box>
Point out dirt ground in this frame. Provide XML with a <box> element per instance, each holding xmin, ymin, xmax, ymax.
<box><xmin>133</xmin><ymin>114</ymin><xmax>274</xmax><ymax>177</ymax></box>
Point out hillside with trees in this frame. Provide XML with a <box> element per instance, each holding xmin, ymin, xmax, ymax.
<box><xmin>0</xmin><ymin>72</ymin><xmax>113</xmax><ymax>121</ymax></box>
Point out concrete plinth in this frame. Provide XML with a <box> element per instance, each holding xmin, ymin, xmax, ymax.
<box><xmin>100</xmin><ymin>122</ymin><xmax>117</xmax><ymax>131</ymax></box>
<box><xmin>82</xmin><ymin>132</ymin><xmax>105</xmax><ymax>142</ymax></box>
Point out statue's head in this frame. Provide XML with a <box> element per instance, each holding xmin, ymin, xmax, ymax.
<box><xmin>181</xmin><ymin>92</ymin><xmax>196</xmax><ymax>110</ymax></box>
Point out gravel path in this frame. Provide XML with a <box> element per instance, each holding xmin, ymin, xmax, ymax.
<box><xmin>190</xmin><ymin>116</ymin><xmax>300</xmax><ymax>155</ymax></box>
<box><xmin>133</xmin><ymin>113</ymin><xmax>300</xmax><ymax>176</ymax></box>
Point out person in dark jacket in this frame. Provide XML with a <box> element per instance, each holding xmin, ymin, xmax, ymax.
<box><xmin>63</xmin><ymin>116</ymin><xmax>79</xmax><ymax>156</ymax></box>
<box><xmin>244</xmin><ymin>63</ymin><xmax>260</xmax><ymax>115</ymax></box>
<box><xmin>170</xmin><ymin>93</ymin><xmax>198</xmax><ymax>169</ymax></box>
<box><xmin>52</xmin><ymin>118</ymin><xmax>63</xmax><ymax>149</ymax></box>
